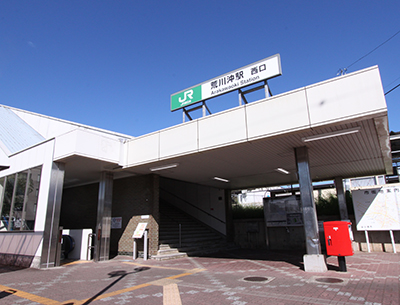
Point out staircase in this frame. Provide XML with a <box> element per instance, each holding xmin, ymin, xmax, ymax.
<box><xmin>152</xmin><ymin>201</ymin><xmax>237</xmax><ymax>260</ymax></box>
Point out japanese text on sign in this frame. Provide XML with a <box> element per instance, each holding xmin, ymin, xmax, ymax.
<box><xmin>171</xmin><ymin>54</ymin><xmax>281</xmax><ymax>111</ymax></box>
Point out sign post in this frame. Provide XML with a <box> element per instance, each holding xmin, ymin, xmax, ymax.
<box><xmin>352</xmin><ymin>185</ymin><xmax>400</xmax><ymax>253</ymax></box>
<box><xmin>132</xmin><ymin>222</ymin><xmax>148</xmax><ymax>260</ymax></box>
<box><xmin>171</xmin><ymin>54</ymin><xmax>282</xmax><ymax>119</ymax></box>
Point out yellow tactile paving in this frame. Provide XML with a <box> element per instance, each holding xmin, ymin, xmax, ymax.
<box><xmin>163</xmin><ymin>283</ymin><xmax>182</xmax><ymax>305</ymax></box>
<box><xmin>0</xmin><ymin>266</ymin><xmax>205</xmax><ymax>305</ymax></box>
<box><xmin>0</xmin><ymin>285</ymin><xmax>62</xmax><ymax>305</ymax></box>
<box><xmin>149</xmin><ymin>278</ymin><xmax>181</xmax><ymax>286</ymax></box>
<box><xmin>71</xmin><ymin>282</ymin><xmax>152</xmax><ymax>304</ymax></box>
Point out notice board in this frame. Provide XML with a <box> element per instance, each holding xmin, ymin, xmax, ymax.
<box><xmin>263</xmin><ymin>195</ymin><xmax>303</xmax><ymax>227</ymax></box>
<box><xmin>352</xmin><ymin>185</ymin><xmax>400</xmax><ymax>231</ymax></box>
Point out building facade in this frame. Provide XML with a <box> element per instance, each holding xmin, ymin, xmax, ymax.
<box><xmin>0</xmin><ymin>66</ymin><xmax>392</xmax><ymax>271</ymax></box>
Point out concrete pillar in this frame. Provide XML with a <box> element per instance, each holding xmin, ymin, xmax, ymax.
<box><xmin>335</xmin><ymin>177</ymin><xmax>349</xmax><ymax>220</ymax></box>
<box><xmin>40</xmin><ymin>162</ymin><xmax>65</xmax><ymax>268</ymax></box>
<box><xmin>294</xmin><ymin>147</ymin><xmax>327</xmax><ymax>272</ymax></box>
<box><xmin>94</xmin><ymin>172</ymin><xmax>113</xmax><ymax>262</ymax></box>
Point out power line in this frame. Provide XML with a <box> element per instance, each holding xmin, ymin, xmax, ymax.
<box><xmin>347</xmin><ymin>29</ymin><xmax>400</xmax><ymax>69</ymax></box>
<box><xmin>385</xmin><ymin>83</ymin><xmax>400</xmax><ymax>96</ymax></box>
<box><xmin>386</xmin><ymin>75</ymin><xmax>400</xmax><ymax>89</ymax></box>
<box><xmin>338</xmin><ymin>29</ymin><xmax>400</xmax><ymax>74</ymax></box>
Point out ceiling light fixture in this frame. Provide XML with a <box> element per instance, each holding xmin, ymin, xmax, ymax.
<box><xmin>213</xmin><ymin>177</ymin><xmax>230</xmax><ymax>183</ymax></box>
<box><xmin>150</xmin><ymin>163</ymin><xmax>179</xmax><ymax>172</ymax></box>
<box><xmin>302</xmin><ymin>127</ymin><xmax>361</xmax><ymax>142</ymax></box>
<box><xmin>275</xmin><ymin>168</ymin><xmax>290</xmax><ymax>175</ymax></box>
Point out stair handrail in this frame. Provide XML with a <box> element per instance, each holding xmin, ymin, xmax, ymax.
<box><xmin>160</xmin><ymin>188</ymin><xmax>226</xmax><ymax>224</ymax></box>
<box><xmin>159</xmin><ymin>208</ymin><xmax>181</xmax><ymax>225</ymax></box>
<box><xmin>159</xmin><ymin>209</ymin><xmax>182</xmax><ymax>248</ymax></box>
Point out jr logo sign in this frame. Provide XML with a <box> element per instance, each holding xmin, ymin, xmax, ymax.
<box><xmin>171</xmin><ymin>85</ymin><xmax>202</xmax><ymax>111</ymax></box>
<box><xmin>179</xmin><ymin>89</ymin><xmax>193</xmax><ymax>103</ymax></box>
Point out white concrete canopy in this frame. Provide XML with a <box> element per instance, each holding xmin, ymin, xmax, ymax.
<box><xmin>120</xmin><ymin>66</ymin><xmax>391</xmax><ymax>190</ymax></box>
<box><xmin>3</xmin><ymin>65</ymin><xmax>389</xmax><ymax>191</ymax></box>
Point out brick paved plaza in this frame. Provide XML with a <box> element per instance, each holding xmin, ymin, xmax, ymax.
<box><xmin>0</xmin><ymin>250</ymin><xmax>399</xmax><ymax>305</ymax></box>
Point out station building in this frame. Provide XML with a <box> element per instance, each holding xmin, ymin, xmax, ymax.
<box><xmin>0</xmin><ymin>65</ymin><xmax>392</xmax><ymax>271</ymax></box>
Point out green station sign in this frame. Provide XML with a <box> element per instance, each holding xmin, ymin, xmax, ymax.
<box><xmin>171</xmin><ymin>54</ymin><xmax>281</xmax><ymax>112</ymax></box>
<box><xmin>171</xmin><ymin>85</ymin><xmax>202</xmax><ymax>111</ymax></box>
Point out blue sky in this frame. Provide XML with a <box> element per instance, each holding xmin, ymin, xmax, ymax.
<box><xmin>1</xmin><ymin>1</ymin><xmax>399</xmax><ymax>136</ymax></box>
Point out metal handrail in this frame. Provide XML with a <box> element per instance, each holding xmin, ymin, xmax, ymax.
<box><xmin>159</xmin><ymin>209</ymin><xmax>182</xmax><ymax>247</ymax></box>
<box><xmin>179</xmin><ymin>223</ymin><xmax>181</xmax><ymax>248</ymax></box>
<box><xmin>160</xmin><ymin>188</ymin><xmax>226</xmax><ymax>224</ymax></box>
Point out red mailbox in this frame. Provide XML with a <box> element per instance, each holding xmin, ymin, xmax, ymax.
<box><xmin>323</xmin><ymin>221</ymin><xmax>353</xmax><ymax>257</ymax></box>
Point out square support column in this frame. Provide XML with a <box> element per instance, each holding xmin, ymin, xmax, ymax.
<box><xmin>335</xmin><ymin>177</ymin><xmax>349</xmax><ymax>220</ymax></box>
<box><xmin>40</xmin><ymin>162</ymin><xmax>65</xmax><ymax>268</ymax></box>
<box><xmin>295</xmin><ymin>146</ymin><xmax>327</xmax><ymax>272</ymax></box>
<box><xmin>94</xmin><ymin>172</ymin><xmax>113</xmax><ymax>262</ymax></box>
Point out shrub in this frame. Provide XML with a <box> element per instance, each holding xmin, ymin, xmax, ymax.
<box><xmin>232</xmin><ymin>204</ymin><xmax>264</xmax><ymax>219</ymax></box>
<box><xmin>315</xmin><ymin>191</ymin><xmax>354</xmax><ymax>216</ymax></box>
<box><xmin>231</xmin><ymin>191</ymin><xmax>354</xmax><ymax>219</ymax></box>
<box><xmin>315</xmin><ymin>194</ymin><xmax>339</xmax><ymax>216</ymax></box>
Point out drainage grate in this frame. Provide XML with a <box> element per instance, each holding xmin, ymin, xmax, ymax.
<box><xmin>315</xmin><ymin>277</ymin><xmax>344</xmax><ymax>284</ymax></box>
<box><xmin>243</xmin><ymin>276</ymin><xmax>269</xmax><ymax>282</ymax></box>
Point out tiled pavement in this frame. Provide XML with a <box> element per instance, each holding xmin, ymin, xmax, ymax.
<box><xmin>0</xmin><ymin>249</ymin><xmax>399</xmax><ymax>304</ymax></box>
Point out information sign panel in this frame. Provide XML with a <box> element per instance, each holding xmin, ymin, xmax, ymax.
<box><xmin>132</xmin><ymin>222</ymin><xmax>148</xmax><ymax>238</ymax></box>
<box><xmin>171</xmin><ymin>54</ymin><xmax>282</xmax><ymax>111</ymax></box>
<box><xmin>111</xmin><ymin>217</ymin><xmax>122</xmax><ymax>229</ymax></box>
<box><xmin>263</xmin><ymin>195</ymin><xmax>303</xmax><ymax>227</ymax></box>
<box><xmin>352</xmin><ymin>185</ymin><xmax>400</xmax><ymax>231</ymax></box>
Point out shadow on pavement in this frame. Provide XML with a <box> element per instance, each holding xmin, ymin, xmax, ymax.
<box><xmin>0</xmin><ymin>264</ymin><xmax>26</xmax><ymax>275</ymax></box>
<box><xmin>195</xmin><ymin>249</ymin><xmax>305</xmax><ymax>268</ymax></box>
<box><xmin>0</xmin><ymin>288</ymin><xmax>17</xmax><ymax>300</ymax></box>
<box><xmin>62</xmin><ymin>266</ymin><xmax>151</xmax><ymax>305</ymax></box>
<box><xmin>193</xmin><ymin>249</ymin><xmax>342</xmax><ymax>271</ymax></box>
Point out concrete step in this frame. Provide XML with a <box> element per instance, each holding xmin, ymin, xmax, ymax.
<box><xmin>160</xmin><ymin>232</ymin><xmax>217</xmax><ymax>239</ymax></box>
<box><xmin>160</xmin><ymin>223</ymin><xmax>210</xmax><ymax>230</ymax></box>
<box><xmin>168</xmin><ymin>242</ymin><xmax>238</xmax><ymax>256</ymax></box>
<box><xmin>167</xmin><ymin>240</ymin><xmax>232</xmax><ymax>251</ymax></box>
<box><xmin>156</xmin><ymin>248</ymin><xmax>180</xmax><ymax>255</ymax></box>
<box><xmin>151</xmin><ymin>252</ymin><xmax>188</xmax><ymax>261</ymax></box>
<box><xmin>158</xmin><ymin>202</ymin><xmax>231</xmax><ymax>260</ymax></box>
<box><xmin>160</xmin><ymin>241</ymin><xmax>229</xmax><ymax>252</ymax></box>
<box><xmin>159</xmin><ymin>235</ymin><xmax>223</xmax><ymax>245</ymax></box>
<box><xmin>185</xmin><ymin>244</ymin><xmax>240</xmax><ymax>256</ymax></box>
<box><xmin>156</xmin><ymin>241</ymin><xmax>239</xmax><ymax>259</ymax></box>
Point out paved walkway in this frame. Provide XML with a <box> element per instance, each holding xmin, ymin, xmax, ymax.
<box><xmin>0</xmin><ymin>250</ymin><xmax>399</xmax><ymax>304</ymax></box>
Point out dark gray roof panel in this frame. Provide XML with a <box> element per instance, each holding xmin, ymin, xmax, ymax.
<box><xmin>0</xmin><ymin>106</ymin><xmax>45</xmax><ymax>155</ymax></box>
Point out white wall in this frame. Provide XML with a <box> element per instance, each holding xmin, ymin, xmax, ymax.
<box><xmin>53</xmin><ymin>128</ymin><xmax>122</xmax><ymax>163</ymax></box>
<box><xmin>62</xmin><ymin>229</ymin><xmax>93</xmax><ymax>260</ymax></box>
<box><xmin>0</xmin><ymin>232</ymin><xmax>43</xmax><ymax>256</ymax></box>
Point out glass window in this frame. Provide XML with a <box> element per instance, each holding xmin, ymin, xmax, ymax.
<box><xmin>0</xmin><ymin>177</ymin><xmax>5</xmax><ymax>231</ymax></box>
<box><xmin>10</xmin><ymin>172</ymin><xmax>28</xmax><ymax>230</ymax></box>
<box><xmin>1</xmin><ymin>174</ymin><xmax>15</xmax><ymax>231</ymax></box>
<box><xmin>0</xmin><ymin>166</ymin><xmax>42</xmax><ymax>231</ymax></box>
<box><xmin>22</xmin><ymin>167</ymin><xmax>41</xmax><ymax>230</ymax></box>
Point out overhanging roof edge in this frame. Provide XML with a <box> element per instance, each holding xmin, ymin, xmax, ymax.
<box><xmin>374</xmin><ymin>115</ymin><xmax>393</xmax><ymax>174</ymax></box>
